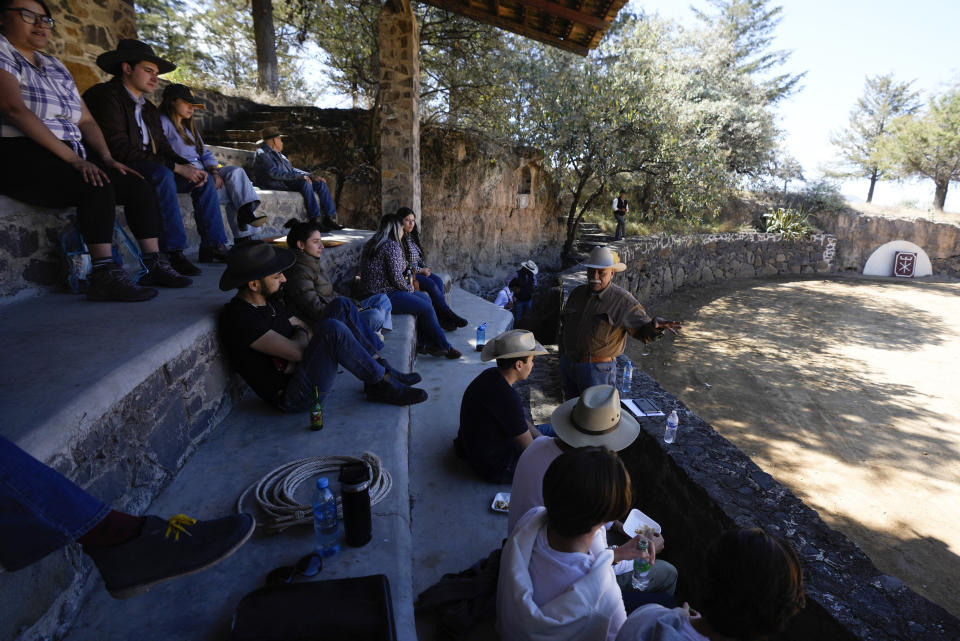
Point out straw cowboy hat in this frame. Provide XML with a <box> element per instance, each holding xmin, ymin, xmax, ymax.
<box><xmin>481</xmin><ymin>329</ymin><xmax>548</xmax><ymax>362</ymax></box>
<box><xmin>96</xmin><ymin>39</ymin><xmax>176</xmax><ymax>76</ymax></box>
<box><xmin>582</xmin><ymin>246</ymin><xmax>627</xmax><ymax>272</ymax></box>
<box><xmin>256</xmin><ymin>126</ymin><xmax>284</xmax><ymax>144</ymax></box>
<box><xmin>219</xmin><ymin>242</ymin><xmax>295</xmax><ymax>291</ymax></box>
<box><xmin>551</xmin><ymin>385</ymin><xmax>640</xmax><ymax>451</ymax></box>
<box><xmin>520</xmin><ymin>260</ymin><xmax>539</xmax><ymax>275</ymax></box>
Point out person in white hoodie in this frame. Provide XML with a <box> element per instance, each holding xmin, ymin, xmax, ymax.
<box><xmin>616</xmin><ymin>528</ymin><xmax>805</xmax><ymax>641</ymax></box>
<box><xmin>498</xmin><ymin>446</ymin><xmax>648</xmax><ymax>641</ymax></box>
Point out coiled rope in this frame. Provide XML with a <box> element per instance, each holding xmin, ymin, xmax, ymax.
<box><xmin>236</xmin><ymin>452</ymin><xmax>392</xmax><ymax>533</ymax></box>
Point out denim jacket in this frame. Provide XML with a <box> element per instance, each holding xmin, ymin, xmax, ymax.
<box><xmin>253</xmin><ymin>143</ymin><xmax>308</xmax><ymax>189</ymax></box>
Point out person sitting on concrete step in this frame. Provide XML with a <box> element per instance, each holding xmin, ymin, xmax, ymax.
<box><xmin>616</xmin><ymin>528</ymin><xmax>805</xmax><ymax>641</ymax></box>
<box><xmin>252</xmin><ymin>126</ymin><xmax>342</xmax><ymax>232</ymax></box>
<box><xmin>508</xmin><ymin>385</ymin><xmax>679</xmax><ymax>598</ymax></box>
<box><xmin>453</xmin><ymin>329</ymin><xmax>554</xmax><ymax>483</ymax></box>
<box><xmin>218</xmin><ymin>241</ymin><xmax>426</xmax><ymax>410</ymax></box>
<box><xmin>282</xmin><ymin>217</ymin><xmax>392</xmax><ymax>341</ymax></box>
<box><xmin>0</xmin><ymin>1</ymin><xmax>189</xmax><ymax>301</ymax></box>
<box><xmin>559</xmin><ymin>246</ymin><xmax>681</xmax><ymax>398</ymax></box>
<box><xmin>498</xmin><ymin>446</ymin><xmax>649</xmax><ymax>641</ymax></box>
<box><xmin>493</xmin><ymin>278</ymin><xmax>520</xmax><ymax>311</ymax></box>
<box><xmin>158</xmin><ymin>83</ymin><xmax>266</xmax><ymax>240</ymax></box>
<box><xmin>359</xmin><ymin>213</ymin><xmax>461</xmax><ymax>359</ymax></box>
<box><xmin>397</xmin><ymin>206</ymin><xmax>469</xmax><ymax>331</ymax></box>
<box><xmin>0</xmin><ymin>434</ymin><xmax>254</xmax><ymax>599</ymax></box>
<box><xmin>83</xmin><ymin>39</ymin><xmax>231</xmax><ymax>275</ymax></box>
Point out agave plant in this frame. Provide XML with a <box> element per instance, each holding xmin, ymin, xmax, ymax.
<box><xmin>763</xmin><ymin>207</ymin><xmax>814</xmax><ymax>239</ymax></box>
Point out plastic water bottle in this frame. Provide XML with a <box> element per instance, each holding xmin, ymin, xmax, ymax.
<box><xmin>621</xmin><ymin>359</ymin><xmax>633</xmax><ymax>394</ymax></box>
<box><xmin>664</xmin><ymin>410</ymin><xmax>679</xmax><ymax>444</ymax></box>
<box><xmin>313</xmin><ymin>477</ymin><xmax>340</xmax><ymax>557</ymax></box>
<box><xmin>475</xmin><ymin>322</ymin><xmax>487</xmax><ymax>352</ymax></box>
<box><xmin>631</xmin><ymin>539</ymin><xmax>651</xmax><ymax>590</ymax></box>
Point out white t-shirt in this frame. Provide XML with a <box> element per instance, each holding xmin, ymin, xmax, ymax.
<box><xmin>507</xmin><ymin>436</ymin><xmax>562</xmax><ymax>534</ymax></box>
<box><xmin>615</xmin><ymin>605</ymin><xmax>708</xmax><ymax>641</ymax></box>
<box><xmin>493</xmin><ymin>286</ymin><xmax>514</xmax><ymax>308</ymax></box>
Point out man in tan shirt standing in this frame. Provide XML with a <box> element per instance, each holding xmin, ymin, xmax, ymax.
<box><xmin>559</xmin><ymin>246</ymin><xmax>682</xmax><ymax>398</ymax></box>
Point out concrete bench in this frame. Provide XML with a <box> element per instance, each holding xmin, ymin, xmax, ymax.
<box><xmin>0</xmin><ymin>232</ymin><xmax>374</xmax><ymax>640</ymax></box>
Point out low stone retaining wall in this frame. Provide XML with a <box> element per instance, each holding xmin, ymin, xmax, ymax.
<box><xmin>553</xmin><ymin>232</ymin><xmax>958</xmax><ymax>638</ymax></box>
<box><xmin>814</xmin><ymin>210</ymin><xmax>960</xmax><ymax>277</ymax></box>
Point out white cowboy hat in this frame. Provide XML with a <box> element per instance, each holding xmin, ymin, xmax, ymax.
<box><xmin>582</xmin><ymin>246</ymin><xmax>627</xmax><ymax>273</ymax></box>
<box><xmin>520</xmin><ymin>260</ymin><xmax>539</xmax><ymax>275</ymax></box>
<box><xmin>551</xmin><ymin>385</ymin><xmax>640</xmax><ymax>451</ymax></box>
<box><xmin>481</xmin><ymin>329</ymin><xmax>548</xmax><ymax>362</ymax></box>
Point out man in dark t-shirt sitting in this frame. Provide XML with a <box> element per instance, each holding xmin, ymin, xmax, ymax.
<box><xmin>218</xmin><ymin>242</ymin><xmax>427</xmax><ymax>410</ymax></box>
<box><xmin>454</xmin><ymin>330</ymin><xmax>554</xmax><ymax>483</ymax></box>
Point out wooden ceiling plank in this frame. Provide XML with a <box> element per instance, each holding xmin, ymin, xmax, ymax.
<box><xmin>512</xmin><ymin>0</ymin><xmax>609</xmax><ymax>31</ymax></box>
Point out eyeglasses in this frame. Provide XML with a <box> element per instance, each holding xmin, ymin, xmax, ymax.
<box><xmin>3</xmin><ymin>7</ymin><xmax>55</xmax><ymax>28</ymax></box>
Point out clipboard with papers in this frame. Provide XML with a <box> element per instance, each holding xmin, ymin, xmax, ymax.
<box><xmin>621</xmin><ymin>397</ymin><xmax>665</xmax><ymax>418</ymax></box>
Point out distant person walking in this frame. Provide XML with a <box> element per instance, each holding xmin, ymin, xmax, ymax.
<box><xmin>613</xmin><ymin>191</ymin><xmax>628</xmax><ymax>241</ymax></box>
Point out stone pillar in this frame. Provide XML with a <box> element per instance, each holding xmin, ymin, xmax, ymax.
<box><xmin>378</xmin><ymin>0</ymin><xmax>421</xmax><ymax>222</ymax></box>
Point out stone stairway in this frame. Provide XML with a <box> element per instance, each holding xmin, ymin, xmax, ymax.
<box><xmin>576</xmin><ymin>220</ymin><xmax>612</xmax><ymax>252</ymax></box>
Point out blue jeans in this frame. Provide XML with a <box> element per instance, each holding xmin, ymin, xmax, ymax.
<box><xmin>216</xmin><ymin>165</ymin><xmax>260</xmax><ymax>240</ymax></box>
<box><xmin>0</xmin><ymin>436</ymin><xmax>109</xmax><ymax>571</ymax></box>
<box><xmin>129</xmin><ymin>161</ymin><xmax>228</xmax><ymax>251</ymax></box>
<box><xmin>416</xmin><ymin>273</ymin><xmax>453</xmax><ymax>319</ymax></box>
<box><xmin>513</xmin><ymin>299</ymin><xmax>532</xmax><ymax>323</ymax></box>
<box><xmin>324</xmin><ymin>296</ymin><xmax>383</xmax><ymax>352</ymax></box>
<box><xmin>359</xmin><ymin>293</ymin><xmax>392</xmax><ymax>332</ymax></box>
<box><xmin>387</xmin><ymin>290</ymin><xmax>451</xmax><ymax>350</ymax></box>
<box><xmin>559</xmin><ymin>355</ymin><xmax>617</xmax><ymax>399</ymax></box>
<box><xmin>279</xmin><ymin>316</ymin><xmax>386</xmax><ymax>413</ymax></box>
<box><xmin>614</xmin><ymin>213</ymin><xmax>626</xmax><ymax>241</ymax></box>
<box><xmin>284</xmin><ymin>178</ymin><xmax>336</xmax><ymax>220</ymax></box>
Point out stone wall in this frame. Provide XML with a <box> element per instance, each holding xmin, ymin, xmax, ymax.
<box><xmin>814</xmin><ymin>210</ymin><xmax>960</xmax><ymax>277</ymax></box>
<box><xmin>45</xmin><ymin>0</ymin><xmax>136</xmax><ymax>93</ymax></box>
<box><xmin>619</xmin><ymin>368</ymin><xmax>960</xmax><ymax>640</ymax></box>
<box><xmin>609</xmin><ymin>232</ymin><xmax>837</xmax><ymax>304</ymax></box>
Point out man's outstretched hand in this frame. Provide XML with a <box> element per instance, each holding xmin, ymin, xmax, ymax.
<box><xmin>654</xmin><ymin>317</ymin><xmax>682</xmax><ymax>336</ymax></box>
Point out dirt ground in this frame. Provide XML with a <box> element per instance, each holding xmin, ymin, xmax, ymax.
<box><xmin>625</xmin><ymin>276</ymin><xmax>960</xmax><ymax>618</ymax></box>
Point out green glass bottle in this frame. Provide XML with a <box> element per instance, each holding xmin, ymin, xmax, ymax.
<box><xmin>310</xmin><ymin>386</ymin><xmax>323</xmax><ymax>431</ymax></box>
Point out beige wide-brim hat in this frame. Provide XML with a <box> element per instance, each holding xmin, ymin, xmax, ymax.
<box><xmin>520</xmin><ymin>260</ymin><xmax>539</xmax><ymax>275</ymax></box>
<box><xmin>551</xmin><ymin>385</ymin><xmax>640</xmax><ymax>451</ymax></box>
<box><xmin>582</xmin><ymin>246</ymin><xmax>627</xmax><ymax>272</ymax></box>
<box><xmin>480</xmin><ymin>329</ymin><xmax>548</xmax><ymax>362</ymax></box>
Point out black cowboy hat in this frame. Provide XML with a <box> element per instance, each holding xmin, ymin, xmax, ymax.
<box><xmin>162</xmin><ymin>84</ymin><xmax>205</xmax><ymax>109</ymax></box>
<box><xmin>96</xmin><ymin>39</ymin><xmax>176</xmax><ymax>76</ymax></box>
<box><xmin>219</xmin><ymin>242</ymin><xmax>296</xmax><ymax>291</ymax></box>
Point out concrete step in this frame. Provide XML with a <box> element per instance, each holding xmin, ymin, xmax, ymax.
<box><xmin>58</xmin><ymin>287</ymin><xmax>513</xmax><ymax>641</ymax></box>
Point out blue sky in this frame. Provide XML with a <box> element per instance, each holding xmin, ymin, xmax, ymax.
<box><xmin>634</xmin><ymin>0</ymin><xmax>960</xmax><ymax>210</ymax></box>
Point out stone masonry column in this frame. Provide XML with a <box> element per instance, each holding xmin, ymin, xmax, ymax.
<box><xmin>378</xmin><ymin>0</ymin><xmax>421</xmax><ymax>222</ymax></box>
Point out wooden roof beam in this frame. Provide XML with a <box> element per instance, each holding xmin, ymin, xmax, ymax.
<box><xmin>517</xmin><ymin>0</ymin><xmax>609</xmax><ymax>31</ymax></box>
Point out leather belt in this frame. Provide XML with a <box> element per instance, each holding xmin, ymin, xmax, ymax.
<box><xmin>578</xmin><ymin>355</ymin><xmax>614</xmax><ymax>363</ymax></box>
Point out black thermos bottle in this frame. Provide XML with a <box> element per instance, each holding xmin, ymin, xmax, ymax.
<box><xmin>339</xmin><ymin>463</ymin><xmax>372</xmax><ymax>547</ymax></box>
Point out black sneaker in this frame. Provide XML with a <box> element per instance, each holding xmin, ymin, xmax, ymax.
<box><xmin>86</xmin><ymin>513</ymin><xmax>255</xmax><ymax>599</ymax></box>
<box><xmin>425</xmin><ymin>345</ymin><xmax>462</xmax><ymax>359</ymax></box>
<box><xmin>364</xmin><ymin>378</ymin><xmax>428</xmax><ymax>406</ymax></box>
<box><xmin>198</xmin><ymin>244</ymin><xmax>230</xmax><ymax>263</ymax></box>
<box><xmin>238</xmin><ymin>207</ymin><xmax>268</xmax><ymax>228</ymax></box>
<box><xmin>86</xmin><ymin>264</ymin><xmax>158</xmax><ymax>302</ymax></box>
<box><xmin>140</xmin><ymin>255</ymin><xmax>192</xmax><ymax>288</ymax></box>
<box><xmin>167</xmin><ymin>251</ymin><xmax>202</xmax><ymax>276</ymax></box>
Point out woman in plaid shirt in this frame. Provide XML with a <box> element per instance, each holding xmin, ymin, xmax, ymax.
<box><xmin>0</xmin><ymin>0</ymin><xmax>190</xmax><ymax>301</ymax></box>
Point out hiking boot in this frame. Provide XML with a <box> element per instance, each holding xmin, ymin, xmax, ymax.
<box><xmin>198</xmin><ymin>244</ymin><xmax>230</xmax><ymax>263</ymax></box>
<box><xmin>439</xmin><ymin>316</ymin><xmax>458</xmax><ymax>332</ymax></box>
<box><xmin>376</xmin><ymin>358</ymin><xmax>422</xmax><ymax>386</ymax></box>
<box><xmin>364</xmin><ymin>377</ymin><xmax>428</xmax><ymax>406</ymax></box>
<box><xmin>140</xmin><ymin>255</ymin><xmax>192</xmax><ymax>288</ymax></box>
<box><xmin>167</xmin><ymin>251</ymin><xmax>202</xmax><ymax>276</ymax></box>
<box><xmin>86</xmin><ymin>513</ymin><xmax>255</xmax><ymax>599</ymax></box>
<box><xmin>452</xmin><ymin>314</ymin><xmax>469</xmax><ymax>328</ymax></box>
<box><xmin>425</xmin><ymin>345</ymin><xmax>462</xmax><ymax>359</ymax></box>
<box><xmin>86</xmin><ymin>263</ymin><xmax>158</xmax><ymax>302</ymax></box>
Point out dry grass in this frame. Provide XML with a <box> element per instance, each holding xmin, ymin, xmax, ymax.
<box><xmin>848</xmin><ymin>201</ymin><xmax>960</xmax><ymax>225</ymax></box>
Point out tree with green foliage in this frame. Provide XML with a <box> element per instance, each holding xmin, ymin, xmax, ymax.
<box><xmin>693</xmin><ymin>0</ymin><xmax>803</xmax><ymax>105</ymax></box>
<box><xmin>878</xmin><ymin>86</ymin><xmax>960</xmax><ymax>210</ymax></box>
<box><xmin>828</xmin><ymin>74</ymin><xmax>919</xmax><ymax>203</ymax></box>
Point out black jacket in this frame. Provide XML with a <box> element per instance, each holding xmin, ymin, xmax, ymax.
<box><xmin>83</xmin><ymin>77</ymin><xmax>187</xmax><ymax>169</ymax></box>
